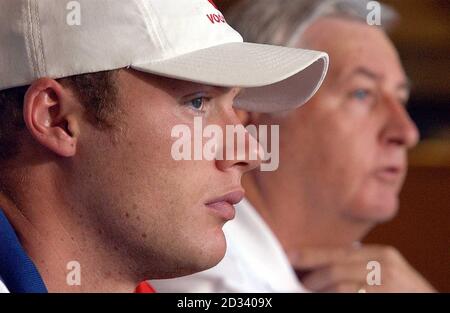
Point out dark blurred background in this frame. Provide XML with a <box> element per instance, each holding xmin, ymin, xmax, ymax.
<box><xmin>217</xmin><ymin>0</ymin><xmax>450</xmax><ymax>292</ymax></box>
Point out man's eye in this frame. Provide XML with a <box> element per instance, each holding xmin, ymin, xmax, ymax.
<box><xmin>352</xmin><ymin>89</ymin><xmax>371</xmax><ymax>101</ymax></box>
<box><xmin>185</xmin><ymin>97</ymin><xmax>207</xmax><ymax>111</ymax></box>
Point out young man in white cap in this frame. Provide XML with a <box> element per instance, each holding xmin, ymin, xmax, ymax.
<box><xmin>0</xmin><ymin>0</ymin><xmax>328</xmax><ymax>293</ymax></box>
<box><xmin>152</xmin><ymin>0</ymin><xmax>435</xmax><ymax>293</ymax></box>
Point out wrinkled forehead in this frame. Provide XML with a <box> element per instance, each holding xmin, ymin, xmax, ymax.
<box><xmin>301</xmin><ymin>17</ymin><xmax>405</xmax><ymax>83</ymax></box>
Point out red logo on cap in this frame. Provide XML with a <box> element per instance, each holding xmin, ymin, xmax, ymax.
<box><xmin>206</xmin><ymin>0</ymin><xmax>226</xmax><ymax>24</ymax></box>
<box><xmin>208</xmin><ymin>0</ymin><xmax>218</xmax><ymax>9</ymax></box>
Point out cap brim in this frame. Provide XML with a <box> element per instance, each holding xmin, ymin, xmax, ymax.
<box><xmin>131</xmin><ymin>42</ymin><xmax>328</xmax><ymax>113</ymax></box>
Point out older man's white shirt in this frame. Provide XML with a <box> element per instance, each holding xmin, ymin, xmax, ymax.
<box><xmin>151</xmin><ymin>199</ymin><xmax>306</xmax><ymax>292</ymax></box>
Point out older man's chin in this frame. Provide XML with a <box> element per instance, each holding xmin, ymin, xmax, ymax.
<box><xmin>346</xmin><ymin>185</ymin><xmax>401</xmax><ymax>225</ymax></box>
<box><xmin>359</xmin><ymin>193</ymin><xmax>401</xmax><ymax>225</ymax></box>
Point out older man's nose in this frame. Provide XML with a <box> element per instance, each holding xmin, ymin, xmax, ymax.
<box><xmin>382</xmin><ymin>97</ymin><xmax>420</xmax><ymax>149</ymax></box>
<box><xmin>215</xmin><ymin>128</ymin><xmax>263</xmax><ymax>173</ymax></box>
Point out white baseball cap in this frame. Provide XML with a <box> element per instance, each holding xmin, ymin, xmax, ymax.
<box><xmin>0</xmin><ymin>0</ymin><xmax>329</xmax><ymax>113</ymax></box>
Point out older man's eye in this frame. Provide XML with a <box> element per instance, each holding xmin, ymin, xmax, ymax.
<box><xmin>352</xmin><ymin>89</ymin><xmax>371</xmax><ymax>101</ymax></box>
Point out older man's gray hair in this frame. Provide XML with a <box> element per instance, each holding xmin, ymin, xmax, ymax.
<box><xmin>225</xmin><ymin>0</ymin><xmax>398</xmax><ymax>47</ymax></box>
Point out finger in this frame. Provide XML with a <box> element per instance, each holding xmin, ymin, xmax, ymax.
<box><xmin>322</xmin><ymin>282</ymin><xmax>368</xmax><ymax>293</ymax></box>
<box><xmin>322</xmin><ymin>283</ymin><xmax>388</xmax><ymax>293</ymax></box>
<box><xmin>290</xmin><ymin>246</ymin><xmax>357</xmax><ymax>269</ymax></box>
<box><xmin>301</xmin><ymin>263</ymin><xmax>368</xmax><ymax>292</ymax></box>
<box><xmin>292</xmin><ymin>245</ymin><xmax>399</xmax><ymax>270</ymax></box>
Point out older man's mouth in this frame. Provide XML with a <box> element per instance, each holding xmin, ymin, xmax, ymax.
<box><xmin>374</xmin><ymin>166</ymin><xmax>405</xmax><ymax>185</ymax></box>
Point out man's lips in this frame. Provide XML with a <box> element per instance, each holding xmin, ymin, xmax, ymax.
<box><xmin>374</xmin><ymin>166</ymin><xmax>405</xmax><ymax>184</ymax></box>
<box><xmin>205</xmin><ymin>190</ymin><xmax>245</xmax><ymax>221</ymax></box>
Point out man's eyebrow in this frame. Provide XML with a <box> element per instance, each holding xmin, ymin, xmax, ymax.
<box><xmin>345</xmin><ymin>67</ymin><xmax>412</xmax><ymax>92</ymax></box>
<box><xmin>345</xmin><ymin>66</ymin><xmax>381</xmax><ymax>81</ymax></box>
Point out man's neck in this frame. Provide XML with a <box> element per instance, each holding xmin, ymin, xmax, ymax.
<box><xmin>243</xmin><ymin>173</ymin><xmax>373</xmax><ymax>254</ymax></box>
<box><xmin>0</xmin><ymin>179</ymin><xmax>139</xmax><ymax>293</ymax></box>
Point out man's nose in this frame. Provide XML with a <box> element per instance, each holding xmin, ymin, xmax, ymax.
<box><xmin>215</xmin><ymin>126</ymin><xmax>263</xmax><ymax>174</ymax></box>
<box><xmin>381</xmin><ymin>95</ymin><xmax>420</xmax><ymax>149</ymax></box>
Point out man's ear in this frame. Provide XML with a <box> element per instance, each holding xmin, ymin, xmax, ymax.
<box><xmin>23</xmin><ymin>78</ymin><xmax>81</xmax><ymax>157</ymax></box>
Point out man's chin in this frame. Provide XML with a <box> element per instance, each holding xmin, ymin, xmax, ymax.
<box><xmin>158</xmin><ymin>230</ymin><xmax>227</xmax><ymax>279</ymax></box>
<box><xmin>364</xmin><ymin>197</ymin><xmax>400</xmax><ymax>224</ymax></box>
<box><xmin>357</xmin><ymin>184</ymin><xmax>401</xmax><ymax>220</ymax></box>
<box><xmin>198</xmin><ymin>231</ymin><xmax>228</xmax><ymax>271</ymax></box>
<box><xmin>141</xmin><ymin>251</ymin><xmax>226</xmax><ymax>281</ymax></box>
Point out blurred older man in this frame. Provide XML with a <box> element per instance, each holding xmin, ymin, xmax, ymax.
<box><xmin>151</xmin><ymin>0</ymin><xmax>435</xmax><ymax>293</ymax></box>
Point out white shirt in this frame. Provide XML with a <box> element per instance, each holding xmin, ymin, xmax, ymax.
<box><xmin>151</xmin><ymin>199</ymin><xmax>306</xmax><ymax>292</ymax></box>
